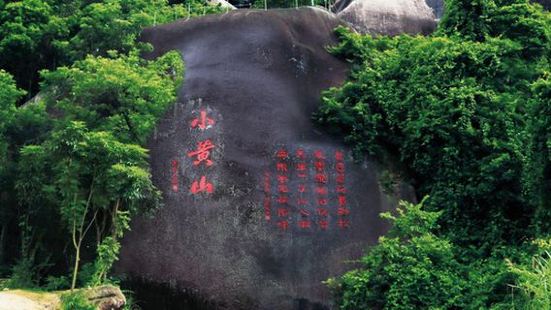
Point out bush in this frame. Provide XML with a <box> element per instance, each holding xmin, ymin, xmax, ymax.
<box><xmin>328</xmin><ymin>200</ymin><xmax>466</xmax><ymax>309</ymax></box>
<box><xmin>508</xmin><ymin>240</ymin><xmax>551</xmax><ymax>310</ymax></box>
<box><xmin>317</xmin><ymin>0</ymin><xmax>551</xmax><ymax>247</ymax></box>
<box><xmin>318</xmin><ymin>0</ymin><xmax>550</xmax><ymax>308</ymax></box>
<box><xmin>60</xmin><ymin>292</ymin><xmax>95</xmax><ymax>310</ymax></box>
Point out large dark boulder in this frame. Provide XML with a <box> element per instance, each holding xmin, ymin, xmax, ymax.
<box><xmin>117</xmin><ymin>7</ymin><xmax>413</xmax><ymax>309</ymax></box>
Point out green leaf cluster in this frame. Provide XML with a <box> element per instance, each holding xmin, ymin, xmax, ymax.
<box><xmin>0</xmin><ymin>0</ymin><xmax>189</xmax><ymax>290</ymax></box>
<box><xmin>317</xmin><ymin>0</ymin><xmax>551</xmax><ymax>308</ymax></box>
<box><xmin>0</xmin><ymin>0</ymin><xmax>222</xmax><ymax>97</ymax></box>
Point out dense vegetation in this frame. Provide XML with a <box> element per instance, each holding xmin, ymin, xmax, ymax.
<box><xmin>0</xmin><ymin>0</ymin><xmax>222</xmax><ymax>298</ymax></box>
<box><xmin>317</xmin><ymin>0</ymin><xmax>551</xmax><ymax>308</ymax></box>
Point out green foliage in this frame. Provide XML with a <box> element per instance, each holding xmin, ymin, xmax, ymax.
<box><xmin>329</xmin><ymin>200</ymin><xmax>536</xmax><ymax>310</ymax></box>
<box><xmin>6</xmin><ymin>258</ymin><xmax>38</xmax><ymax>289</ymax></box>
<box><xmin>18</xmin><ymin>120</ymin><xmax>160</xmax><ymax>289</ymax></box>
<box><xmin>524</xmin><ymin>74</ymin><xmax>551</xmax><ymax>235</ymax></box>
<box><xmin>122</xmin><ymin>291</ymin><xmax>137</xmax><ymax>310</ymax></box>
<box><xmin>329</xmin><ymin>200</ymin><xmax>465</xmax><ymax>309</ymax></box>
<box><xmin>439</xmin><ymin>0</ymin><xmax>551</xmax><ymax>59</ymax></box>
<box><xmin>0</xmin><ymin>0</ymin><xmax>66</xmax><ymax>94</ymax></box>
<box><xmin>44</xmin><ymin>275</ymin><xmax>70</xmax><ymax>291</ymax></box>
<box><xmin>507</xmin><ymin>240</ymin><xmax>551</xmax><ymax>310</ymax></box>
<box><xmin>89</xmin><ymin>237</ymin><xmax>121</xmax><ymax>286</ymax></box>
<box><xmin>0</xmin><ymin>70</ymin><xmax>25</xmax><ymax>176</ymax></box>
<box><xmin>3</xmin><ymin>46</ymin><xmax>182</xmax><ymax>289</ymax></box>
<box><xmin>0</xmin><ymin>71</ymin><xmax>51</xmax><ymax>281</ymax></box>
<box><xmin>319</xmin><ymin>0</ymin><xmax>551</xmax><ymax>308</ymax></box>
<box><xmin>0</xmin><ymin>1</ymin><xmax>185</xmax><ymax>291</ymax></box>
<box><xmin>61</xmin><ymin>291</ymin><xmax>95</xmax><ymax>310</ymax></box>
<box><xmin>318</xmin><ymin>29</ymin><xmax>532</xmax><ymax>248</ymax></box>
<box><xmin>317</xmin><ymin>0</ymin><xmax>550</xmax><ymax>248</ymax></box>
<box><xmin>41</xmin><ymin>50</ymin><xmax>183</xmax><ymax>143</ymax></box>
<box><xmin>0</xmin><ymin>0</ymin><xmax>221</xmax><ymax>97</ymax></box>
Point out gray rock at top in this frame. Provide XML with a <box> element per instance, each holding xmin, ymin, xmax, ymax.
<box><xmin>333</xmin><ymin>0</ymin><xmax>436</xmax><ymax>35</ymax></box>
<box><xmin>424</xmin><ymin>0</ymin><xmax>444</xmax><ymax>19</ymax></box>
<box><xmin>117</xmin><ymin>7</ymin><xmax>415</xmax><ymax>309</ymax></box>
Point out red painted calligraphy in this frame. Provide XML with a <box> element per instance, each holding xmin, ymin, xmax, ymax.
<box><xmin>316</xmin><ymin>208</ymin><xmax>329</xmax><ymax>217</ymax></box>
<box><xmin>277</xmin><ymin>208</ymin><xmax>289</xmax><ymax>217</ymax></box>
<box><xmin>276</xmin><ymin>148</ymin><xmax>290</xmax><ymax>231</ymax></box>
<box><xmin>277</xmin><ymin>220</ymin><xmax>289</xmax><ymax>231</ymax></box>
<box><xmin>298</xmin><ymin>219</ymin><xmax>311</xmax><ymax>229</ymax></box>
<box><xmin>337</xmin><ymin>218</ymin><xmax>350</xmax><ymax>229</ymax></box>
<box><xmin>190</xmin><ymin>110</ymin><xmax>215</xmax><ymax>130</ymax></box>
<box><xmin>187</xmin><ymin>139</ymin><xmax>215</xmax><ymax>166</ymax></box>
<box><xmin>261</xmin><ymin>146</ymin><xmax>352</xmax><ymax>233</ymax></box>
<box><xmin>318</xmin><ymin>220</ymin><xmax>329</xmax><ymax>230</ymax></box>
<box><xmin>313</xmin><ymin>149</ymin><xmax>329</xmax><ymax>230</ymax></box>
<box><xmin>276</xmin><ymin>149</ymin><xmax>289</xmax><ymax>159</ymax></box>
<box><xmin>190</xmin><ymin>176</ymin><xmax>214</xmax><ymax>194</ymax></box>
<box><xmin>188</xmin><ymin>108</ymin><xmax>216</xmax><ymax>196</ymax></box>
<box><xmin>335</xmin><ymin>149</ymin><xmax>349</xmax><ymax>229</ymax></box>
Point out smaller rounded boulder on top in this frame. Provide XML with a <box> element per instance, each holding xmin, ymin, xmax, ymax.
<box><xmin>333</xmin><ymin>0</ymin><xmax>437</xmax><ymax>35</ymax></box>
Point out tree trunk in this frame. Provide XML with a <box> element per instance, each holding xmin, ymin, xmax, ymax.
<box><xmin>111</xmin><ymin>199</ymin><xmax>120</xmax><ymax>238</ymax></box>
<box><xmin>71</xmin><ymin>238</ymin><xmax>81</xmax><ymax>291</ymax></box>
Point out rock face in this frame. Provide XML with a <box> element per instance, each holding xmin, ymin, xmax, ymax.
<box><xmin>333</xmin><ymin>0</ymin><xmax>436</xmax><ymax>35</ymax></box>
<box><xmin>207</xmin><ymin>0</ymin><xmax>237</xmax><ymax>10</ymax></box>
<box><xmin>117</xmin><ymin>7</ymin><xmax>414</xmax><ymax>309</ymax></box>
<box><xmin>424</xmin><ymin>0</ymin><xmax>444</xmax><ymax>19</ymax></box>
<box><xmin>0</xmin><ymin>290</ymin><xmax>59</xmax><ymax>310</ymax></box>
<box><xmin>85</xmin><ymin>285</ymin><xmax>126</xmax><ymax>310</ymax></box>
<box><xmin>0</xmin><ymin>286</ymin><xmax>124</xmax><ymax>310</ymax></box>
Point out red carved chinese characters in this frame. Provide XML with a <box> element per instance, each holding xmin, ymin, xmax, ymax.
<box><xmin>314</xmin><ymin>150</ymin><xmax>329</xmax><ymax>230</ymax></box>
<box><xmin>190</xmin><ymin>109</ymin><xmax>215</xmax><ymax>130</ymax></box>
<box><xmin>188</xmin><ymin>109</ymin><xmax>216</xmax><ymax>195</ymax></box>
<box><xmin>335</xmin><ymin>150</ymin><xmax>349</xmax><ymax>229</ymax></box>
<box><xmin>276</xmin><ymin>148</ymin><xmax>290</xmax><ymax>231</ymax></box>
<box><xmin>187</xmin><ymin>139</ymin><xmax>215</xmax><ymax>166</ymax></box>
<box><xmin>262</xmin><ymin>146</ymin><xmax>352</xmax><ymax>233</ymax></box>
<box><xmin>296</xmin><ymin>148</ymin><xmax>311</xmax><ymax>230</ymax></box>
<box><xmin>190</xmin><ymin>175</ymin><xmax>214</xmax><ymax>194</ymax></box>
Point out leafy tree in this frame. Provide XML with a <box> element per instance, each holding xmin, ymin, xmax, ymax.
<box><xmin>18</xmin><ymin>122</ymin><xmax>159</xmax><ymax>290</ymax></box>
<box><xmin>0</xmin><ymin>0</ymin><xmax>196</xmax><ymax>289</ymax></box>
<box><xmin>327</xmin><ymin>200</ymin><xmax>465</xmax><ymax>310</ymax></box>
<box><xmin>0</xmin><ymin>70</ymin><xmax>25</xmax><ymax>270</ymax></box>
<box><xmin>0</xmin><ymin>70</ymin><xmax>24</xmax><ymax>177</ymax></box>
<box><xmin>12</xmin><ymin>50</ymin><xmax>182</xmax><ymax>289</ymax></box>
<box><xmin>525</xmin><ymin>74</ymin><xmax>551</xmax><ymax>235</ymax></box>
<box><xmin>0</xmin><ymin>0</ymin><xmax>68</xmax><ymax>95</ymax></box>
<box><xmin>317</xmin><ymin>28</ymin><xmax>535</xmax><ymax>248</ymax></box>
<box><xmin>0</xmin><ymin>0</ymin><xmax>221</xmax><ymax>98</ymax></box>
<box><xmin>40</xmin><ymin>50</ymin><xmax>184</xmax><ymax>144</ymax></box>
